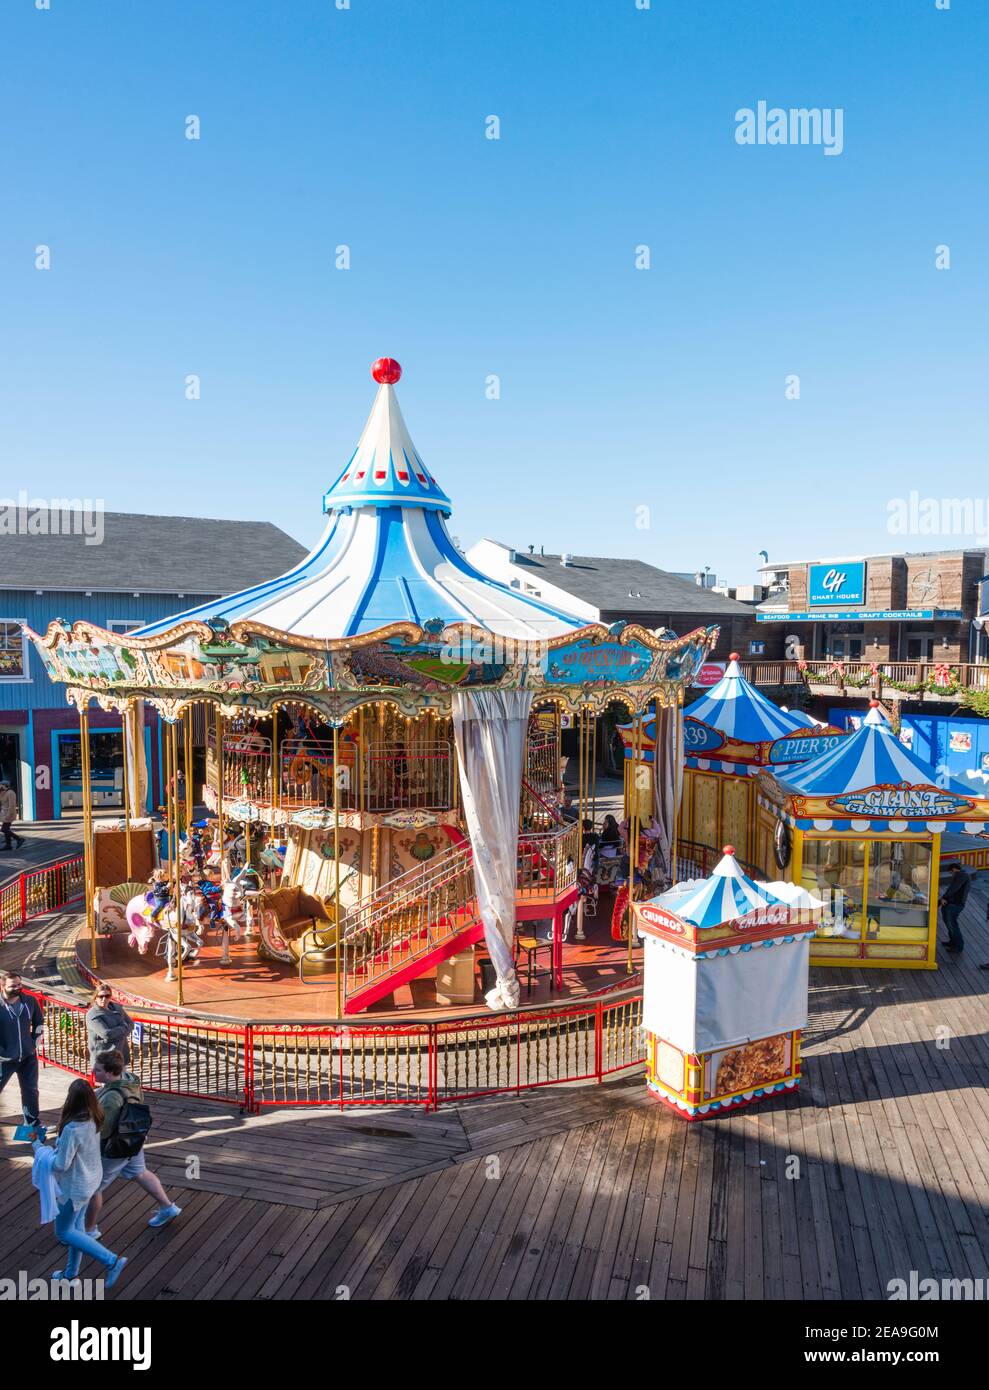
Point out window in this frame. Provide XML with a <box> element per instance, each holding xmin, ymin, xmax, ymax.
<box><xmin>107</xmin><ymin>619</ymin><xmax>145</xmax><ymax>634</ymax></box>
<box><xmin>0</xmin><ymin>621</ymin><xmax>27</xmax><ymax>680</ymax></box>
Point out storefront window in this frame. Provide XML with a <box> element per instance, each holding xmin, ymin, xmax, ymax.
<box><xmin>0</xmin><ymin>622</ymin><xmax>26</xmax><ymax>679</ymax></box>
<box><xmin>800</xmin><ymin>837</ymin><xmax>867</xmax><ymax>940</ymax></box>
<box><xmin>58</xmin><ymin>731</ymin><xmax>124</xmax><ymax>811</ymax></box>
<box><xmin>866</xmin><ymin>840</ymin><xmax>931</xmax><ymax>941</ymax></box>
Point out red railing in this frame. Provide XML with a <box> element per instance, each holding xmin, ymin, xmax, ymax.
<box><xmin>33</xmin><ymin>987</ymin><xmax>643</xmax><ymax>1112</ymax></box>
<box><xmin>0</xmin><ymin>855</ymin><xmax>85</xmax><ymax>942</ymax></box>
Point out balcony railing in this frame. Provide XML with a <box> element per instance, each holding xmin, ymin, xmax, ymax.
<box><xmin>206</xmin><ymin>731</ymin><xmax>453</xmax><ymax>813</ymax></box>
<box><xmin>736</xmin><ymin>659</ymin><xmax>988</xmax><ymax>701</ymax></box>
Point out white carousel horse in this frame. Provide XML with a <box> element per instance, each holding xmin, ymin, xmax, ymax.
<box><xmin>124</xmin><ymin>889</ymin><xmax>204</xmax><ymax>972</ymax></box>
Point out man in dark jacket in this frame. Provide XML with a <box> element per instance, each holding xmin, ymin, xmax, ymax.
<box><xmin>0</xmin><ymin>970</ymin><xmax>43</xmax><ymax>1127</ymax></box>
<box><xmin>939</xmin><ymin>862</ymin><xmax>971</xmax><ymax>953</ymax></box>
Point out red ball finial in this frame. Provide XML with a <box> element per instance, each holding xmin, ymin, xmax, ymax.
<box><xmin>869</xmin><ymin>698</ymin><xmax>879</xmax><ymax>708</ymax></box>
<box><xmin>729</xmin><ymin>651</ymin><xmax>739</xmax><ymax>661</ymax></box>
<box><xmin>723</xmin><ymin>844</ymin><xmax>735</xmax><ymax>856</ymax></box>
<box><xmin>371</xmin><ymin>357</ymin><xmax>402</xmax><ymax>385</ymax></box>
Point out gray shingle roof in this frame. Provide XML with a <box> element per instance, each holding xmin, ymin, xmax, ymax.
<box><xmin>505</xmin><ymin>549</ymin><xmax>754</xmax><ymax>617</ymax></box>
<box><xmin>0</xmin><ymin>510</ymin><xmax>308</xmax><ymax>593</ymax></box>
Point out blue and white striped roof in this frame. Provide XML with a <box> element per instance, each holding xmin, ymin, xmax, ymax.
<box><xmin>650</xmin><ymin>848</ymin><xmax>789</xmax><ymax>930</ymax></box>
<box><xmin>134</xmin><ymin>363</ymin><xmax>585</xmax><ymax>642</ymax></box>
<box><xmin>774</xmin><ymin>704</ymin><xmax>983</xmax><ymax>799</ymax></box>
<box><xmin>683</xmin><ymin>658</ymin><xmax>809</xmax><ymax>742</ymax></box>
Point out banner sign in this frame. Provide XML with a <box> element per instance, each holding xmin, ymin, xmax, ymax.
<box><xmin>767</xmin><ymin>732</ymin><xmax>846</xmax><ymax>765</ymax></box>
<box><xmin>543</xmin><ymin>637</ymin><xmax>653</xmax><ymax>685</ymax></box>
<box><xmin>825</xmin><ymin>784</ymin><xmax>977</xmax><ymax>819</ymax></box>
<box><xmin>682</xmin><ymin>717</ymin><xmax>727</xmax><ymax>755</ymax></box>
<box><xmin>808</xmin><ymin>562</ymin><xmax>866</xmax><ymax>606</ymax></box>
<box><xmin>757</xmin><ymin>608</ymin><xmax>962</xmax><ymax>623</ymax></box>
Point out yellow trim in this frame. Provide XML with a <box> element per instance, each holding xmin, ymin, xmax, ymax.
<box><xmin>927</xmin><ymin>832</ymin><xmax>941</xmax><ymax>968</ymax></box>
<box><xmin>810</xmin><ymin>953</ymin><xmax>937</xmax><ymax>970</ymax></box>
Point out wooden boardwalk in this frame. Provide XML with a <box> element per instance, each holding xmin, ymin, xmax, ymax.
<box><xmin>2</xmin><ymin>882</ymin><xmax>988</xmax><ymax>1300</ymax></box>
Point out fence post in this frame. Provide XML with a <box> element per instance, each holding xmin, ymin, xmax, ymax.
<box><xmin>242</xmin><ymin>1023</ymin><xmax>253</xmax><ymax>1113</ymax></box>
<box><xmin>19</xmin><ymin>873</ymin><xmax>27</xmax><ymax>928</ymax></box>
<box><xmin>594</xmin><ymin>1001</ymin><xmax>604</xmax><ymax>1083</ymax></box>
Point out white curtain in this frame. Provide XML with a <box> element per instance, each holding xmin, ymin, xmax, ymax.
<box><xmin>651</xmin><ymin>701</ymin><xmax>684</xmax><ymax>883</ymax></box>
<box><xmin>452</xmin><ymin>688</ymin><xmax>532</xmax><ymax>1010</ymax></box>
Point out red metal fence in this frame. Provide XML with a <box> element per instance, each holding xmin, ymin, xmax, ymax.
<box><xmin>0</xmin><ymin>856</ymin><xmax>85</xmax><ymax>943</ymax></box>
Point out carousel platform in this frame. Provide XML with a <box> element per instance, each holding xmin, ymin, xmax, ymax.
<box><xmin>70</xmin><ymin>906</ymin><xmax>640</xmax><ymax>1023</ymax></box>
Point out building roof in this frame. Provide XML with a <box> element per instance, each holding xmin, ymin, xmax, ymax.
<box><xmin>135</xmin><ymin>362</ymin><xmax>586</xmax><ymax>642</ymax></box>
<box><xmin>484</xmin><ymin>548</ymin><xmax>754</xmax><ymax>618</ymax></box>
<box><xmin>0</xmin><ymin>512</ymin><xmax>308</xmax><ymax>594</ymax></box>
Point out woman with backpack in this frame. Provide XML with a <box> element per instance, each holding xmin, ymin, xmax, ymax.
<box><xmin>34</xmin><ymin>1077</ymin><xmax>128</xmax><ymax>1286</ymax></box>
<box><xmin>85</xmin><ymin>1048</ymin><xmax>181</xmax><ymax>1238</ymax></box>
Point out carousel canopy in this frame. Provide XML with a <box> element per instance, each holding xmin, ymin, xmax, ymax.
<box><xmin>682</xmin><ymin>655</ymin><xmax>810</xmax><ymax>742</ymax></box>
<box><xmin>134</xmin><ymin>359</ymin><xmax>585</xmax><ymax>642</ymax></box>
<box><xmin>772</xmin><ymin>703</ymin><xmax>982</xmax><ymax>800</ymax></box>
<box><xmin>652</xmin><ymin>847</ymin><xmax>790</xmax><ymax>930</ymax></box>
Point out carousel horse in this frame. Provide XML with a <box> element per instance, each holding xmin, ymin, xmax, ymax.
<box><xmin>124</xmin><ymin>884</ymin><xmax>204</xmax><ymax>967</ymax></box>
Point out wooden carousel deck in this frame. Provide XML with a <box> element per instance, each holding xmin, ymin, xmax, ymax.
<box><xmin>2</xmin><ymin>876</ymin><xmax>988</xmax><ymax>1301</ymax></box>
<box><xmin>67</xmin><ymin>901</ymin><xmax>637</xmax><ymax>1022</ymax></box>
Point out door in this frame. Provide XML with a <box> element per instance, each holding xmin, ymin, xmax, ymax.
<box><xmin>906</xmin><ymin>635</ymin><xmax>934</xmax><ymax>661</ymax></box>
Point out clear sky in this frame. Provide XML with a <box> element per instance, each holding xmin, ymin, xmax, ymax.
<box><xmin>2</xmin><ymin>0</ymin><xmax>986</xmax><ymax>584</ymax></box>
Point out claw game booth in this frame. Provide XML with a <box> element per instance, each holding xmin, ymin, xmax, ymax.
<box><xmin>756</xmin><ymin>703</ymin><xmax>989</xmax><ymax>970</ymax></box>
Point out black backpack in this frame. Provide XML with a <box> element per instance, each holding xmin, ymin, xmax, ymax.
<box><xmin>104</xmin><ymin>1093</ymin><xmax>153</xmax><ymax>1159</ymax></box>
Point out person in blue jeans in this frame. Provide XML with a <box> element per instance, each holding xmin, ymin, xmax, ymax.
<box><xmin>939</xmin><ymin>862</ymin><xmax>971</xmax><ymax>954</ymax></box>
<box><xmin>35</xmin><ymin>1078</ymin><xmax>128</xmax><ymax>1287</ymax></box>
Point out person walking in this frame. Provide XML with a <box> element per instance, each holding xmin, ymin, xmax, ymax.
<box><xmin>0</xmin><ymin>779</ymin><xmax>24</xmax><ymax>852</ymax></box>
<box><xmin>939</xmin><ymin>862</ymin><xmax>971</xmax><ymax>954</ymax></box>
<box><xmin>85</xmin><ymin>1048</ymin><xmax>181</xmax><ymax>1237</ymax></box>
<box><xmin>85</xmin><ymin>986</ymin><xmax>134</xmax><ymax>1072</ymax></box>
<box><xmin>0</xmin><ymin>970</ymin><xmax>44</xmax><ymax>1131</ymax></box>
<box><xmin>36</xmin><ymin>1077</ymin><xmax>127</xmax><ymax>1286</ymax></box>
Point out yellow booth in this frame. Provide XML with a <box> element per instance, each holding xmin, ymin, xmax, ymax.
<box><xmin>756</xmin><ymin>702</ymin><xmax>989</xmax><ymax>970</ymax></box>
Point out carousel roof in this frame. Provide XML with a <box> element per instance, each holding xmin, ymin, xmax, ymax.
<box><xmin>773</xmin><ymin>704</ymin><xmax>983</xmax><ymax>799</ymax></box>
<box><xmin>647</xmin><ymin>847</ymin><xmax>789</xmax><ymax>930</ymax></box>
<box><xmin>134</xmin><ymin>359</ymin><xmax>585</xmax><ymax>642</ymax></box>
<box><xmin>682</xmin><ymin>655</ymin><xmax>810</xmax><ymax>742</ymax></box>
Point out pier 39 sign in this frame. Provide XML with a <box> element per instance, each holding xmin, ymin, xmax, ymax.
<box><xmin>809</xmin><ymin>561</ymin><xmax>866</xmax><ymax>606</ymax></box>
<box><xmin>825</xmin><ymin>784</ymin><xmax>977</xmax><ymax>819</ymax></box>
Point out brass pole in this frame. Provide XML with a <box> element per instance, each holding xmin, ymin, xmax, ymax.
<box><xmin>591</xmin><ymin>712</ymin><xmax>598</xmax><ymax>828</ymax></box>
<box><xmin>333</xmin><ymin>724</ymin><xmax>342</xmax><ymax>1017</ymax></box>
<box><xmin>627</xmin><ymin>704</ymin><xmax>642</xmax><ymax>975</ymax></box>
<box><xmin>170</xmin><ymin>721</ymin><xmax>184</xmax><ymax>1004</ymax></box>
<box><xmin>215</xmin><ymin>705</ymin><xmax>224</xmax><ymax>878</ymax></box>
<box><xmin>79</xmin><ymin>703</ymin><xmax>97</xmax><ymax>969</ymax></box>
<box><xmin>271</xmin><ymin>702</ymin><xmax>279</xmax><ymax>814</ymax></box>
<box><xmin>184</xmin><ymin>705</ymin><xmax>194</xmax><ymax>844</ymax></box>
<box><xmin>121</xmin><ymin>704</ymin><xmax>133</xmax><ymax>881</ymax></box>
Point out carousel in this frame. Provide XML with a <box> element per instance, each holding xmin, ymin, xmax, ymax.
<box><xmin>25</xmin><ymin>358</ymin><xmax>717</xmax><ymax>1022</ymax></box>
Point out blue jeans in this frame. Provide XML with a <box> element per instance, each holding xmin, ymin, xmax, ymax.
<box><xmin>54</xmin><ymin>1199</ymin><xmax>116</xmax><ymax>1278</ymax></box>
<box><xmin>941</xmin><ymin>902</ymin><xmax>964</xmax><ymax>949</ymax></box>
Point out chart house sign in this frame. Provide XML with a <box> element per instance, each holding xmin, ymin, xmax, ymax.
<box><xmin>808</xmin><ymin>561</ymin><xmax>866</xmax><ymax>607</ymax></box>
<box><xmin>826</xmin><ymin>784</ymin><xmax>979</xmax><ymax>819</ymax></box>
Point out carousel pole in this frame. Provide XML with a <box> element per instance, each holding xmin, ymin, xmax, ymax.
<box><xmin>333</xmin><ymin>723</ymin><xmax>342</xmax><ymax>1017</ymax></box>
<box><xmin>671</xmin><ymin>689</ymin><xmax>682</xmax><ymax>886</ymax></box>
<box><xmin>591</xmin><ymin>710</ymin><xmax>598</xmax><ymax>828</ymax></box>
<box><xmin>215</xmin><ymin>705</ymin><xmax>225</xmax><ymax>878</ymax></box>
<box><xmin>79</xmin><ymin>702</ymin><xmax>97</xmax><ymax>970</ymax></box>
<box><xmin>184</xmin><ymin>705</ymin><xmax>194</xmax><ymax>843</ymax></box>
<box><xmin>121</xmin><ymin>703</ymin><xmax>133</xmax><ymax>882</ymax></box>
<box><xmin>162</xmin><ymin>718</ymin><xmax>175</xmax><ymax>983</ymax></box>
<box><xmin>170</xmin><ymin>721</ymin><xmax>184</xmax><ymax>1005</ymax></box>
<box><xmin>627</xmin><ymin>704</ymin><xmax>642</xmax><ymax>975</ymax></box>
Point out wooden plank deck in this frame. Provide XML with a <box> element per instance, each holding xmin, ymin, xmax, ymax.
<box><xmin>2</xmin><ymin>880</ymin><xmax>988</xmax><ymax>1300</ymax></box>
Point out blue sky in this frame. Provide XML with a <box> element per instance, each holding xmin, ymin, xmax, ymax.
<box><xmin>2</xmin><ymin>0</ymin><xmax>985</xmax><ymax>583</ymax></box>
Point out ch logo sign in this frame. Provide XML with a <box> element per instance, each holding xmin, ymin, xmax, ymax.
<box><xmin>821</xmin><ymin>568</ymin><xmax>847</xmax><ymax>595</ymax></box>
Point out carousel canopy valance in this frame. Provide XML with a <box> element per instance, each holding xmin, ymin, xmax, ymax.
<box><xmin>764</xmin><ymin>703</ymin><xmax>989</xmax><ymax>833</ymax></box>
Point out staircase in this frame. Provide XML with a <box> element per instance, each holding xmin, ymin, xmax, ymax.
<box><xmin>340</xmin><ymin>838</ymin><xmax>481</xmax><ymax>1014</ymax></box>
<box><xmin>339</xmin><ymin>821</ymin><xmax>581</xmax><ymax>1014</ymax></box>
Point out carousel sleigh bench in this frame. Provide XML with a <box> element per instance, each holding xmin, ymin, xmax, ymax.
<box><xmin>258</xmin><ymin>885</ymin><xmax>335</xmax><ymax>965</ymax></box>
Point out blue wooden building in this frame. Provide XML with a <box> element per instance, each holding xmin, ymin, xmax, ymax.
<box><xmin>0</xmin><ymin>509</ymin><xmax>305</xmax><ymax>820</ymax></box>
